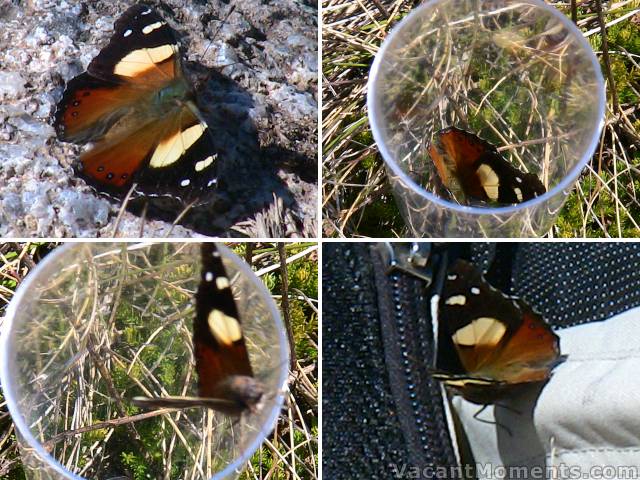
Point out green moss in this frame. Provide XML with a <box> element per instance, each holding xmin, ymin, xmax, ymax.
<box><xmin>357</xmin><ymin>191</ymin><xmax>404</xmax><ymax>237</ymax></box>
<box><xmin>121</xmin><ymin>452</ymin><xmax>151</xmax><ymax>480</ymax></box>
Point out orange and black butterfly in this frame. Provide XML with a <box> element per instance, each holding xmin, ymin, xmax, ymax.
<box><xmin>431</xmin><ymin>260</ymin><xmax>562</xmax><ymax>404</ymax></box>
<box><xmin>133</xmin><ymin>243</ymin><xmax>263</xmax><ymax>415</ymax></box>
<box><xmin>54</xmin><ymin>4</ymin><xmax>218</xmax><ymax>200</ymax></box>
<box><xmin>428</xmin><ymin>127</ymin><xmax>546</xmax><ymax>205</ymax></box>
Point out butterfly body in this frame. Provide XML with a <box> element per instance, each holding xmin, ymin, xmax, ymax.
<box><xmin>432</xmin><ymin>260</ymin><xmax>562</xmax><ymax>404</ymax></box>
<box><xmin>428</xmin><ymin>127</ymin><xmax>546</xmax><ymax>205</ymax></box>
<box><xmin>133</xmin><ymin>243</ymin><xmax>264</xmax><ymax>415</ymax></box>
<box><xmin>134</xmin><ymin>376</ymin><xmax>263</xmax><ymax>416</ymax></box>
<box><xmin>54</xmin><ymin>3</ymin><xmax>218</xmax><ymax>199</ymax></box>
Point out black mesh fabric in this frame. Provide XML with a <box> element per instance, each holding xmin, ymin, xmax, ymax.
<box><xmin>323</xmin><ymin>242</ymin><xmax>640</xmax><ymax>479</ymax></box>
<box><xmin>322</xmin><ymin>243</ymin><xmax>412</xmax><ymax>478</ymax></box>
<box><xmin>467</xmin><ymin>243</ymin><xmax>640</xmax><ymax>328</ymax></box>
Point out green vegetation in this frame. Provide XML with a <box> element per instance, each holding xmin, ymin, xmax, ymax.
<box><xmin>323</xmin><ymin>0</ymin><xmax>640</xmax><ymax>237</ymax></box>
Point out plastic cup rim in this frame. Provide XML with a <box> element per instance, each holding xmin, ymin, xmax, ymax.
<box><xmin>0</xmin><ymin>242</ymin><xmax>289</xmax><ymax>480</ymax></box>
<box><xmin>367</xmin><ymin>0</ymin><xmax>606</xmax><ymax>217</ymax></box>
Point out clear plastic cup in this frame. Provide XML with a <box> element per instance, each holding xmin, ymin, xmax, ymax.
<box><xmin>368</xmin><ymin>0</ymin><xmax>605</xmax><ymax>237</ymax></box>
<box><xmin>0</xmin><ymin>242</ymin><xmax>289</xmax><ymax>480</ymax></box>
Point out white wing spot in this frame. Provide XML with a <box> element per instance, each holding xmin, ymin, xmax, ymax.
<box><xmin>207</xmin><ymin>179</ymin><xmax>217</xmax><ymax>187</ymax></box>
<box><xmin>514</xmin><ymin>187</ymin><xmax>523</xmax><ymax>202</ymax></box>
<box><xmin>205</xmin><ymin>272</ymin><xmax>213</xmax><ymax>282</ymax></box>
<box><xmin>195</xmin><ymin>155</ymin><xmax>215</xmax><ymax>172</ymax></box>
<box><xmin>445</xmin><ymin>295</ymin><xmax>466</xmax><ymax>306</ymax></box>
<box><xmin>141</xmin><ymin>8</ymin><xmax>152</xmax><ymax>14</ymax></box>
<box><xmin>471</xmin><ymin>287</ymin><xmax>480</xmax><ymax>295</ymax></box>
<box><xmin>215</xmin><ymin>277</ymin><xmax>230</xmax><ymax>290</ymax></box>
<box><xmin>447</xmin><ymin>274</ymin><xmax>457</xmax><ymax>280</ymax></box>
<box><xmin>515</xmin><ymin>177</ymin><xmax>523</xmax><ymax>183</ymax></box>
<box><xmin>142</xmin><ymin>21</ymin><xmax>165</xmax><ymax>35</ymax></box>
<box><xmin>123</xmin><ymin>29</ymin><xmax>132</xmax><ymax>37</ymax></box>
<box><xmin>180</xmin><ymin>179</ymin><xmax>190</xmax><ymax>187</ymax></box>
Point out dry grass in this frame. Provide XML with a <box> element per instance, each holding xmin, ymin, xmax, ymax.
<box><xmin>322</xmin><ymin>0</ymin><xmax>640</xmax><ymax>237</ymax></box>
<box><xmin>0</xmin><ymin>243</ymin><xmax>57</xmax><ymax>477</ymax></box>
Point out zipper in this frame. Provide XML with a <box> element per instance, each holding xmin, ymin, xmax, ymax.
<box><xmin>371</xmin><ymin>243</ymin><xmax>460</xmax><ymax>473</ymax></box>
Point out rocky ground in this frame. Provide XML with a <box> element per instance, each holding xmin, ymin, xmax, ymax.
<box><xmin>0</xmin><ymin>0</ymin><xmax>317</xmax><ymax>237</ymax></box>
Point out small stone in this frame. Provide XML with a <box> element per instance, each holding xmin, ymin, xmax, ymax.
<box><xmin>0</xmin><ymin>72</ymin><xmax>26</xmax><ymax>99</ymax></box>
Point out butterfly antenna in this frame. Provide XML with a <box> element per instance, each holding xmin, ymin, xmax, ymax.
<box><xmin>201</xmin><ymin>5</ymin><xmax>237</xmax><ymax>63</ymax></box>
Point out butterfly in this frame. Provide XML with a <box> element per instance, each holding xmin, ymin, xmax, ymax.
<box><xmin>431</xmin><ymin>259</ymin><xmax>562</xmax><ymax>404</ymax></box>
<box><xmin>53</xmin><ymin>3</ymin><xmax>218</xmax><ymax>200</ymax></box>
<box><xmin>133</xmin><ymin>243</ymin><xmax>264</xmax><ymax>415</ymax></box>
<box><xmin>427</xmin><ymin>127</ymin><xmax>546</xmax><ymax>205</ymax></box>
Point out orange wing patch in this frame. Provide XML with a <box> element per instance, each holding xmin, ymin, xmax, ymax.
<box><xmin>57</xmin><ymin>78</ymin><xmax>147</xmax><ymax>142</ymax></box>
<box><xmin>481</xmin><ymin>310</ymin><xmax>561</xmax><ymax>384</ymax></box>
<box><xmin>440</xmin><ymin>127</ymin><xmax>485</xmax><ymax>168</ymax></box>
<box><xmin>79</xmin><ymin>119</ymin><xmax>168</xmax><ymax>187</ymax></box>
<box><xmin>194</xmin><ymin>339</ymin><xmax>253</xmax><ymax>398</ymax></box>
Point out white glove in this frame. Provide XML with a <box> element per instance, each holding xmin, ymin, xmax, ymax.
<box><xmin>450</xmin><ymin>306</ymin><xmax>640</xmax><ymax>479</ymax></box>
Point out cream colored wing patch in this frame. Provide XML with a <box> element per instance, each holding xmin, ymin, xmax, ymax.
<box><xmin>113</xmin><ymin>44</ymin><xmax>177</xmax><ymax>77</ymax></box>
<box><xmin>207</xmin><ymin>309</ymin><xmax>242</xmax><ymax>346</ymax></box>
<box><xmin>215</xmin><ymin>277</ymin><xmax>230</xmax><ymax>290</ymax></box>
<box><xmin>452</xmin><ymin>317</ymin><xmax>506</xmax><ymax>347</ymax></box>
<box><xmin>476</xmin><ymin>164</ymin><xmax>500</xmax><ymax>200</ymax></box>
<box><xmin>142</xmin><ymin>21</ymin><xmax>166</xmax><ymax>35</ymax></box>
<box><xmin>440</xmin><ymin>378</ymin><xmax>496</xmax><ymax>387</ymax></box>
<box><xmin>149</xmin><ymin>122</ymin><xmax>207</xmax><ymax>168</ymax></box>
<box><xmin>514</xmin><ymin>187</ymin><xmax>523</xmax><ymax>202</ymax></box>
<box><xmin>444</xmin><ymin>295</ymin><xmax>467</xmax><ymax>306</ymax></box>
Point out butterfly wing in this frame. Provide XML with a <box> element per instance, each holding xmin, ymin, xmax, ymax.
<box><xmin>78</xmin><ymin>102</ymin><xmax>217</xmax><ymax>195</ymax></box>
<box><xmin>86</xmin><ymin>3</ymin><xmax>181</xmax><ymax>87</ymax></box>
<box><xmin>428</xmin><ymin>127</ymin><xmax>546</xmax><ymax>204</ymax></box>
<box><xmin>438</xmin><ymin>260</ymin><xmax>520</xmax><ymax>374</ymax></box>
<box><xmin>435</xmin><ymin>260</ymin><xmax>561</xmax><ymax>402</ymax></box>
<box><xmin>476</xmin><ymin>301</ymin><xmax>561</xmax><ymax>384</ymax></box>
<box><xmin>54</xmin><ymin>5</ymin><xmax>182</xmax><ymax>143</ymax></box>
<box><xmin>54</xmin><ymin>73</ymin><xmax>148</xmax><ymax>143</ymax></box>
<box><xmin>429</xmin><ymin>127</ymin><xmax>490</xmax><ymax>201</ymax></box>
<box><xmin>54</xmin><ymin>4</ymin><xmax>220</xmax><ymax>198</ymax></box>
<box><xmin>133</xmin><ymin>244</ymin><xmax>263</xmax><ymax>415</ymax></box>
<box><xmin>475</xmin><ymin>150</ymin><xmax>546</xmax><ymax>204</ymax></box>
<box><xmin>193</xmin><ymin>244</ymin><xmax>263</xmax><ymax>413</ymax></box>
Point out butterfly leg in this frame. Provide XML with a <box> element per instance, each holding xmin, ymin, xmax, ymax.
<box><xmin>472</xmin><ymin>405</ymin><xmax>513</xmax><ymax>436</ymax></box>
<box><xmin>493</xmin><ymin>402</ymin><xmax>522</xmax><ymax>415</ymax></box>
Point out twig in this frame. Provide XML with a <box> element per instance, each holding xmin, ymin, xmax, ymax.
<box><xmin>245</xmin><ymin>242</ymin><xmax>254</xmax><ymax>266</ymax></box>
<box><xmin>370</xmin><ymin>0</ymin><xmax>388</xmax><ymax>17</ymax></box>
<box><xmin>278</xmin><ymin>243</ymin><xmax>297</xmax><ymax>370</ymax></box>
<box><xmin>112</xmin><ymin>182</ymin><xmax>138</xmax><ymax>237</ymax></box>
<box><xmin>42</xmin><ymin>408</ymin><xmax>182</xmax><ymax>450</ymax></box>
<box><xmin>166</xmin><ymin>199</ymin><xmax>197</xmax><ymax>237</ymax></box>
<box><xmin>594</xmin><ymin>0</ymin><xmax>620</xmax><ymax>113</ymax></box>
